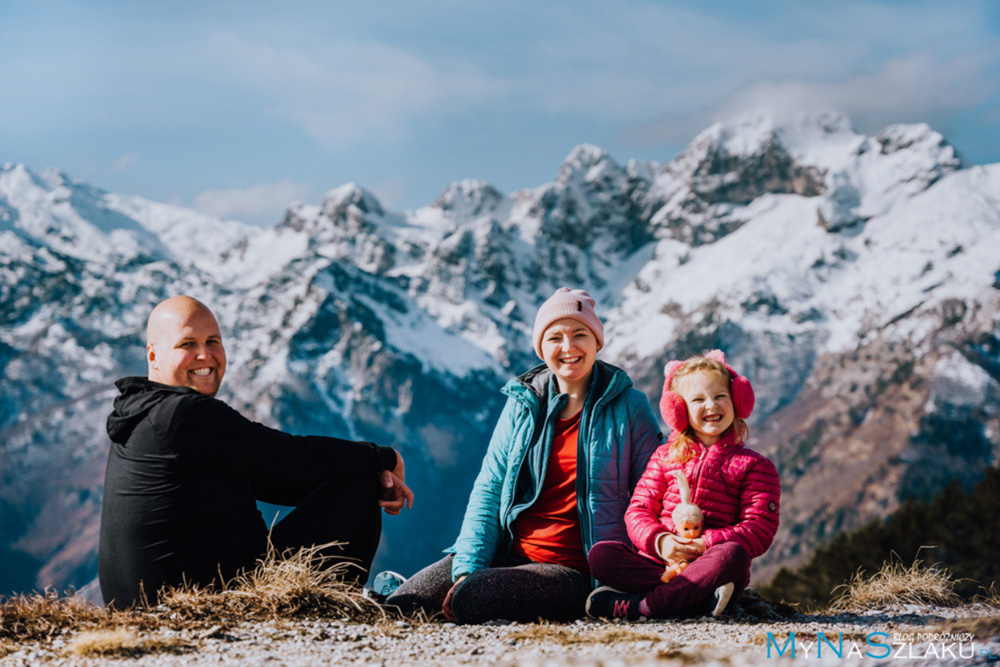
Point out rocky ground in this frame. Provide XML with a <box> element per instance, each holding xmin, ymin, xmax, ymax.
<box><xmin>3</xmin><ymin>593</ymin><xmax>999</xmax><ymax>666</ymax></box>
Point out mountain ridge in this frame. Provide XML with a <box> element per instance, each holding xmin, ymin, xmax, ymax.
<box><xmin>1</xmin><ymin>111</ymin><xmax>997</xmax><ymax>600</ymax></box>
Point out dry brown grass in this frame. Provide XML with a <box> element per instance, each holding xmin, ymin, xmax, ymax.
<box><xmin>974</xmin><ymin>582</ymin><xmax>1000</xmax><ymax>609</ymax></box>
<box><xmin>0</xmin><ymin>590</ymin><xmax>155</xmax><ymax>643</ymax></box>
<box><xmin>828</xmin><ymin>558</ymin><xmax>961</xmax><ymax>613</ymax></box>
<box><xmin>66</xmin><ymin>628</ymin><xmax>190</xmax><ymax>657</ymax></box>
<box><xmin>0</xmin><ymin>540</ymin><xmax>411</xmax><ymax>649</ymax></box>
<box><xmin>157</xmin><ymin>541</ymin><xmax>386</xmax><ymax>628</ymax></box>
<box><xmin>654</xmin><ymin>647</ymin><xmax>706</xmax><ymax>664</ymax></box>
<box><xmin>507</xmin><ymin>623</ymin><xmax>664</xmax><ymax>645</ymax></box>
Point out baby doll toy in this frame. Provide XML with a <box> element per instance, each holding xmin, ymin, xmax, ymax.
<box><xmin>661</xmin><ymin>470</ymin><xmax>703</xmax><ymax>583</ymax></box>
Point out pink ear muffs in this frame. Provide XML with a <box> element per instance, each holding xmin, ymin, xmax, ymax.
<box><xmin>659</xmin><ymin>349</ymin><xmax>754</xmax><ymax>433</ymax></box>
<box><xmin>660</xmin><ymin>360</ymin><xmax>689</xmax><ymax>432</ymax></box>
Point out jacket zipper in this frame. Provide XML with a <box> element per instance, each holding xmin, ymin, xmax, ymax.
<box><xmin>577</xmin><ymin>406</ymin><xmax>591</xmax><ymax>551</ymax></box>
<box><xmin>577</xmin><ymin>390</ymin><xmax>606</xmax><ymax>553</ymax></box>
<box><xmin>689</xmin><ymin>444</ymin><xmax>708</xmax><ymax>506</ymax></box>
<box><xmin>502</xmin><ymin>391</ymin><xmax>559</xmax><ymax>532</ymax></box>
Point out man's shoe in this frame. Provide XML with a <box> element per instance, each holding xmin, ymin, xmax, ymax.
<box><xmin>586</xmin><ymin>586</ymin><xmax>645</xmax><ymax>622</ymax></box>
<box><xmin>711</xmin><ymin>582</ymin><xmax>735</xmax><ymax>617</ymax></box>
<box><xmin>371</xmin><ymin>570</ymin><xmax>407</xmax><ymax>597</ymax></box>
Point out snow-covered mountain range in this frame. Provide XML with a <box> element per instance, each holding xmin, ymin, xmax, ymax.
<box><xmin>2</xmin><ymin>111</ymin><xmax>998</xmax><ymax>600</ymax></box>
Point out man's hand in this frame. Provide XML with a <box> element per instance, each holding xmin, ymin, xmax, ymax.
<box><xmin>379</xmin><ymin>449</ymin><xmax>414</xmax><ymax>515</ymax></box>
<box><xmin>379</xmin><ymin>471</ymin><xmax>413</xmax><ymax>515</ymax></box>
<box><xmin>442</xmin><ymin>575</ymin><xmax>467</xmax><ymax>621</ymax></box>
<box><xmin>655</xmin><ymin>533</ymin><xmax>705</xmax><ymax>563</ymax></box>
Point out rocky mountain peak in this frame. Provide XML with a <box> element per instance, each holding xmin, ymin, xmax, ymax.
<box><xmin>877</xmin><ymin>123</ymin><xmax>957</xmax><ymax>161</ymax></box>
<box><xmin>431</xmin><ymin>179</ymin><xmax>503</xmax><ymax>220</ymax></box>
<box><xmin>321</xmin><ymin>182</ymin><xmax>385</xmax><ymax>220</ymax></box>
<box><xmin>673</xmin><ymin>115</ymin><xmax>827</xmax><ymax>206</ymax></box>
<box><xmin>555</xmin><ymin>144</ymin><xmax>622</xmax><ymax>189</ymax></box>
<box><xmin>269</xmin><ymin>184</ymin><xmax>396</xmax><ymax>275</ymax></box>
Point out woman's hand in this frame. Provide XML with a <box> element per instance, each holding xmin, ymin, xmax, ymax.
<box><xmin>442</xmin><ymin>575</ymin><xmax>467</xmax><ymax>622</ymax></box>
<box><xmin>656</xmin><ymin>533</ymin><xmax>705</xmax><ymax>563</ymax></box>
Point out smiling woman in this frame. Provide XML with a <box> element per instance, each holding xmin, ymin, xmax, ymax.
<box><xmin>538</xmin><ymin>317</ymin><xmax>601</xmax><ymax>418</ymax></box>
<box><xmin>382</xmin><ymin>287</ymin><xmax>663</xmax><ymax>623</ymax></box>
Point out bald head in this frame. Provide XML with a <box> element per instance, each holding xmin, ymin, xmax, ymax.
<box><xmin>147</xmin><ymin>296</ymin><xmax>214</xmax><ymax>345</ymax></box>
<box><xmin>146</xmin><ymin>296</ymin><xmax>227</xmax><ymax>396</ymax></box>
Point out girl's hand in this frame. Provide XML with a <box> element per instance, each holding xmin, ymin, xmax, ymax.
<box><xmin>688</xmin><ymin>537</ymin><xmax>706</xmax><ymax>556</ymax></box>
<box><xmin>442</xmin><ymin>575</ymin><xmax>467</xmax><ymax>621</ymax></box>
<box><xmin>656</xmin><ymin>533</ymin><xmax>705</xmax><ymax>563</ymax></box>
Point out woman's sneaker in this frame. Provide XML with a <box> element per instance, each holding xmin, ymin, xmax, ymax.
<box><xmin>586</xmin><ymin>586</ymin><xmax>645</xmax><ymax>622</ymax></box>
<box><xmin>364</xmin><ymin>570</ymin><xmax>407</xmax><ymax>603</ymax></box>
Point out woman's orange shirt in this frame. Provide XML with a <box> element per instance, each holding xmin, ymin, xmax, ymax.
<box><xmin>511</xmin><ymin>411</ymin><xmax>590</xmax><ymax>573</ymax></box>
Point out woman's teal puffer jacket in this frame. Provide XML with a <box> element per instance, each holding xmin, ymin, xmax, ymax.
<box><xmin>450</xmin><ymin>360</ymin><xmax>663</xmax><ymax>581</ymax></box>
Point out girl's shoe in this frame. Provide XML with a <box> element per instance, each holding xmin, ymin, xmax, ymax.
<box><xmin>585</xmin><ymin>586</ymin><xmax>645</xmax><ymax>622</ymax></box>
<box><xmin>683</xmin><ymin>581</ymin><xmax>736</xmax><ymax>618</ymax></box>
<box><xmin>711</xmin><ymin>582</ymin><xmax>735</xmax><ymax>617</ymax></box>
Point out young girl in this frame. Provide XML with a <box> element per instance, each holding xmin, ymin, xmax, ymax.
<box><xmin>586</xmin><ymin>350</ymin><xmax>780</xmax><ymax>620</ymax></box>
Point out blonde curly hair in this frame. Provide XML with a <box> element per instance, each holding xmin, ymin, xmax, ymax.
<box><xmin>666</xmin><ymin>355</ymin><xmax>748</xmax><ymax>463</ymax></box>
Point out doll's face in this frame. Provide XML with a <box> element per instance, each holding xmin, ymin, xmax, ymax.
<box><xmin>677</xmin><ymin>519</ymin><xmax>703</xmax><ymax>539</ymax></box>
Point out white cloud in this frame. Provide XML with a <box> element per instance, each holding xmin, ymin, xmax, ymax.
<box><xmin>4</xmin><ymin>1</ymin><xmax>998</xmax><ymax>204</ymax></box>
<box><xmin>111</xmin><ymin>152</ymin><xmax>139</xmax><ymax>173</ymax></box>
<box><xmin>206</xmin><ymin>33</ymin><xmax>508</xmax><ymax>150</ymax></box>
<box><xmin>622</xmin><ymin>49</ymin><xmax>1000</xmax><ymax>147</ymax></box>
<box><xmin>714</xmin><ymin>51</ymin><xmax>998</xmax><ymax>131</ymax></box>
<box><xmin>502</xmin><ymin>2</ymin><xmax>1000</xmax><ymax>135</ymax></box>
<box><xmin>194</xmin><ymin>179</ymin><xmax>310</xmax><ymax>223</ymax></box>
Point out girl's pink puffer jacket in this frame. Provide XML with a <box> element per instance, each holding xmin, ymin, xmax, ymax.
<box><xmin>625</xmin><ymin>430</ymin><xmax>781</xmax><ymax>561</ymax></box>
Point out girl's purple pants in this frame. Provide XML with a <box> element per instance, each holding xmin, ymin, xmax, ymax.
<box><xmin>588</xmin><ymin>540</ymin><xmax>750</xmax><ymax>617</ymax></box>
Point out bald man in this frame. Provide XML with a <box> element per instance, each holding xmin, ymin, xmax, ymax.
<box><xmin>99</xmin><ymin>296</ymin><xmax>413</xmax><ymax>609</ymax></box>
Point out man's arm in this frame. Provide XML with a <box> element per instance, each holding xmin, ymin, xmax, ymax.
<box><xmin>170</xmin><ymin>395</ymin><xmax>406</xmax><ymax>503</ymax></box>
<box><xmin>249</xmin><ymin>477</ymin><xmax>321</xmax><ymax>506</ymax></box>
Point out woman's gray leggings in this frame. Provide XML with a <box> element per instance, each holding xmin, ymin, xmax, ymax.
<box><xmin>385</xmin><ymin>553</ymin><xmax>592</xmax><ymax>624</ymax></box>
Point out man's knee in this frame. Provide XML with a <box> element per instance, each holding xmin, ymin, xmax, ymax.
<box><xmin>316</xmin><ymin>472</ymin><xmax>382</xmax><ymax>508</ymax></box>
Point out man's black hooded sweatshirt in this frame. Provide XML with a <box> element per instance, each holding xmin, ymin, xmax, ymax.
<box><xmin>99</xmin><ymin>377</ymin><xmax>397</xmax><ymax>609</ymax></box>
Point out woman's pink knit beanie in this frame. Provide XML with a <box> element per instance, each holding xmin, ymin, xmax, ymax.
<box><xmin>532</xmin><ymin>287</ymin><xmax>605</xmax><ymax>359</ymax></box>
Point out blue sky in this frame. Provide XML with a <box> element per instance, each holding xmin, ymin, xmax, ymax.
<box><xmin>2</xmin><ymin>0</ymin><xmax>999</xmax><ymax>224</ymax></box>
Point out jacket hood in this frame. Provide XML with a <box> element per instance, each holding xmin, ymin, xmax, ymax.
<box><xmin>106</xmin><ymin>376</ymin><xmax>197</xmax><ymax>444</ymax></box>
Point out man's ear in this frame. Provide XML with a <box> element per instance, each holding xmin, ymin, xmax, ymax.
<box><xmin>147</xmin><ymin>343</ymin><xmax>157</xmax><ymax>369</ymax></box>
